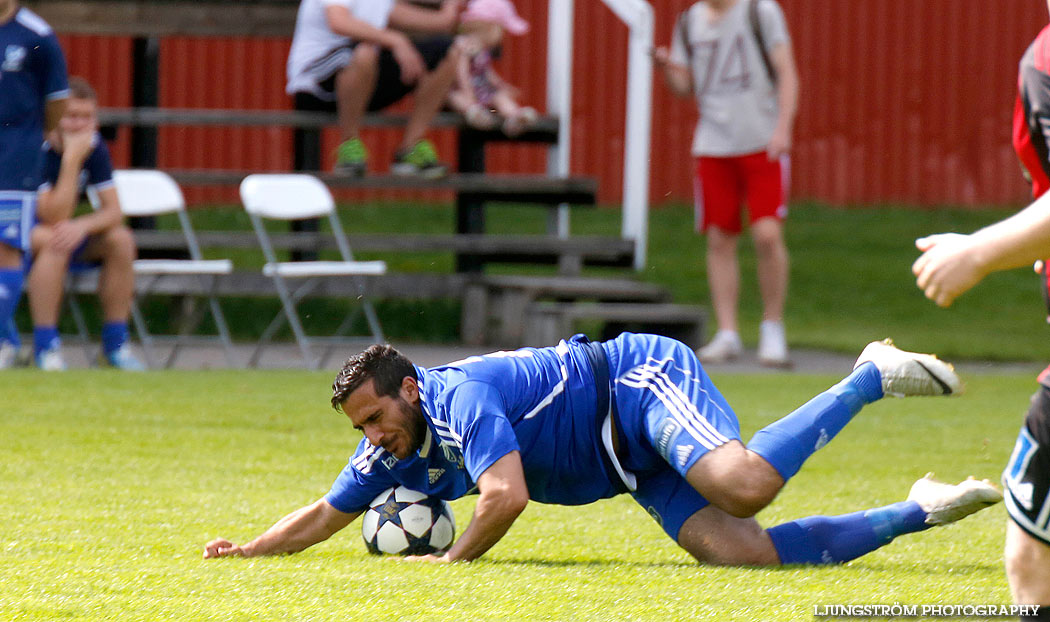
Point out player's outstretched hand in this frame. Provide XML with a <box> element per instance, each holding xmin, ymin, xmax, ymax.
<box><xmin>913</xmin><ymin>233</ymin><xmax>986</xmax><ymax>308</ymax></box>
<box><xmin>402</xmin><ymin>552</ymin><xmax>452</xmax><ymax>563</ymax></box>
<box><xmin>203</xmin><ymin>538</ymin><xmax>247</xmax><ymax>559</ymax></box>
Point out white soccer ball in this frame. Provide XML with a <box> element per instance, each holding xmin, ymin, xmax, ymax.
<box><xmin>361</xmin><ymin>486</ymin><xmax>456</xmax><ymax>556</ymax></box>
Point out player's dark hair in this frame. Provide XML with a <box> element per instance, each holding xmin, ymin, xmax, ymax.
<box><xmin>68</xmin><ymin>77</ymin><xmax>97</xmax><ymax>101</ymax></box>
<box><xmin>331</xmin><ymin>344</ymin><xmax>416</xmax><ymax>412</ymax></box>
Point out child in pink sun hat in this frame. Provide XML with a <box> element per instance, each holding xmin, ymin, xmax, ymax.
<box><xmin>461</xmin><ymin>0</ymin><xmax>529</xmax><ymax>35</ymax></box>
<box><xmin>447</xmin><ymin>0</ymin><xmax>539</xmax><ymax>136</ymax></box>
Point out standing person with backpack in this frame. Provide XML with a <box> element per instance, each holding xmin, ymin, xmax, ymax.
<box><xmin>654</xmin><ymin>0</ymin><xmax>799</xmax><ymax>368</ymax></box>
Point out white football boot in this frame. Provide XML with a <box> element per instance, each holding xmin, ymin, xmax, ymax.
<box><xmin>697</xmin><ymin>330</ymin><xmax>743</xmax><ymax>363</ymax></box>
<box><xmin>854</xmin><ymin>338</ymin><xmax>962</xmax><ymax>397</ymax></box>
<box><xmin>907</xmin><ymin>473</ymin><xmax>1003</xmax><ymax>525</ymax></box>
<box><xmin>757</xmin><ymin>320</ymin><xmax>790</xmax><ymax>368</ymax></box>
<box><xmin>0</xmin><ymin>341</ymin><xmax>17</xmax><ymax>369</ymax></box>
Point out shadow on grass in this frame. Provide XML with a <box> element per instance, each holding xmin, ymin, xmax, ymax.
<box><xmin>845</xmin><ymin>561</ymin><xmax>1001</xmax><ymax>576</ymax></box>
<box><xmin>488</xmin><ymin>557</ymin><xmax>1000</xmax><ymax>574</ymax></box>
<box><xmin>487</xmin><ymin>557</ymin><xmax>698</xmax><ymax>569</ymax></box>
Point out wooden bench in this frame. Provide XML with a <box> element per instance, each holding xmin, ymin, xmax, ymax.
<box><xmin>523</xmin><ymin>301</ymin><xmax>707</xmax><ymax>349</ymax></box>
<box><xmin>162</xmin><ymin>169</ymin><xmax>596</xmax><ymax>206</ymax></box>
<box><xmin>69</xmin><ymin>269</ymin><xmax>469</xmax><ymax>301</ymax></box>
<box><xmin>460</xmin><ymin>274</ymin><xmax>676</xmax><ymax>346</ymax></box>
<box><xmin>131</xmin><ymin>230</ymin><xmax>634</xmax><ymax>270</ymax></box>
<box><xmin>97</xmin><ymin>108</ymin><xmax>560</xmax><ymax>144</ymax></box>
<box><xmin>68</xmin><ymin>269</ymin><xmax>699</xmax><ymax>349</ymax></box>
<box><xmin>97</xmin><ymin>107</ymin><xmax>602</xmax><ymax>272</ymax></box>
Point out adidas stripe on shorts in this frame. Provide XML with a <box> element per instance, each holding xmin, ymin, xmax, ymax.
<box><xmin>602</xmin><ymin>333</ymin><xmax>742</xmax><ymax>540</ymax></box>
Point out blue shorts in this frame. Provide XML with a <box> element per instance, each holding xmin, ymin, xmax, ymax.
<box><xmin>0</xmin><ymin>192</ymin><xmax>36</xmax><ymax>253</ymax></box>
<box><xmin>601</xmin><ymin>333</ymin><xmax>742</xmax><ymax>540</ymax></box>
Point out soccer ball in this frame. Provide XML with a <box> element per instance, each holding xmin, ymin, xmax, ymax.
<box><xmin>361</xmin><ymin>486</ymin><xmax>455</xmax><ymax>556</ymax></box>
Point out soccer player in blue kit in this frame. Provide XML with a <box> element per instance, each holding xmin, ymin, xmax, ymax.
<box><xmin>0</xmin><ymin>0</ymin><xmax>69</xmax><ymax>367</ymax></box>
<box><xmin>28</xmin><ymin>77</ymin><xmax>143</xmax><ymax>371</ymax></box>
<box><xmin>206</xmin><ymin>333</ymin><xmax>1002</xmax><ymax>566</ymax></box>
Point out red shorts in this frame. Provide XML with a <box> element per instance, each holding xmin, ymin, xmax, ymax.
<box><xmin>693</xmin><ymin>151</ymin><xmax>789</xmax><ymax>234</ymax></box>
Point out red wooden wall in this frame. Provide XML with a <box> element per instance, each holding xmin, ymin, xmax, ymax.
<box><xmin>57</xmin><ymin>0</ymin><xmax>1050</xmax><ymax>207</ymax></box>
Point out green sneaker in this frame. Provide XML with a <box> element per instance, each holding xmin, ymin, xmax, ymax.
<box><xmin>391</xmin><ymin>139</ymin><xmax>448</xmax><ymax>179</ymax></box>
<box><xmin>334</xmin><ymin>138</ymin><xmax>368</xmax><ymax>177</ymax></box>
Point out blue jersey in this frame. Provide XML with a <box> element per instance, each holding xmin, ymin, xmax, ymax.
<box><xmin>39</xmin><ymin>135</ymin><xmax>115</xmax><ymax>197</ymax></box>
<box><xmin>326</xmin><ymin>335</ymin><xmax>623</xmax><ymax>513</ymax></box>
<box><xmin>0</xmin><ymin>7</ymin><xmax>68</xmax><ymax>193</ymax></box>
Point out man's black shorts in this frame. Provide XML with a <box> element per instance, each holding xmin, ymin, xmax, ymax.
<box><xmin>1004</xmin><ymin>383</ymin><xmax>1050</xmax><ymax>545</ymax></box>
<box><xmin>293</xmin><ymin>36</ymin><xmax>453</xmax><ymax>113</ymax></box>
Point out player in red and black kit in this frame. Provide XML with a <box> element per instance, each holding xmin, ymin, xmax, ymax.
<box><xmin>1015</xmin><ymin>24</ymin><xmax>1050</xmax><ymax>201</ymax></box>
<box><xmin>913</xmin><ymin>16</ymin><xmax>1050</xmax><ymax>617</ymax></box>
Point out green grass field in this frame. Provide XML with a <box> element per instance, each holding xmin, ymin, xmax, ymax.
<box><xmin>0</xmin><ymin>369</ymin><xmax>1024</xmax><ymax>621</ymax></box>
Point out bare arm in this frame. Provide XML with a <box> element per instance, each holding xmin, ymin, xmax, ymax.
<box><xmin>406</xmin><ymin>451</ymin><xmax>529</xmax><ymax>563</ymax></box>
<box><xmin>77</xmin><ymin>185</ymin><xmax>121</xmax><ymax>234</ymax></box>
<box><xmin>388</xmin><ymin>0</ymin><xmax>462</xmax><ymax>34</ymax></box>
<box><xmin>653</xmin><ymin>47</ymin><xmax>693</xmax><ymax>98</ymax></box>
<box><xmin>36</xmin><ymin>130</ymin><xmax>94</xmax><ymax>225</ymax></box>
<box><xmin>766</xmin><ymin>41</ymin><xmax>799</xmax><ymax>159</ymax></box>
<box><xmin>324</xmin><ymin>5</ymin><xmax>409</xmax><ymax>49</ymax></box>
<box><xmin>41</xmin><ymin>185</ymin><xmax>125</xmax><ymax>255</ymax></box>
<box><xmin>203</xmin><ymin>498</ymin><xmax>359</xmax><ymax>558</ymax></box>
<box><xmin>325</xmin><ymin>5</ymin><xmax>424</xmax><ymax>83</ymax></box>
<box><xmin>913</xmin><ymin>191</ymin><xmax>1050</xmax><ymax>307</ymax></box>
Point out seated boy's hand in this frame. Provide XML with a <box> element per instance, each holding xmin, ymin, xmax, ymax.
<box><xmin>49</xmin><ymin>220</ymin><xmax>89</xmax><ymax>254</ymax></box>
<box><xmin>61</xmin><ymin>129</ymin><xmax>95</xmax><ymax>166</ymax></box>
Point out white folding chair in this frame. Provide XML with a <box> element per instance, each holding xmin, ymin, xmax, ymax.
<box><xmin>239</xmin><ymin>174</ymin><xmax>386</xmax><ymax>369</ymax></box>
<box><xmin>92</xmin><ymin>169</ymin><xmax>236</xmax><ymax>368</ymax></box>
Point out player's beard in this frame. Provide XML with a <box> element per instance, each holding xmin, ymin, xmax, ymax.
<box><xmin>397</xmin><ymin>398</ymin><xmax>426</xmax><ymax>458</ymax></box>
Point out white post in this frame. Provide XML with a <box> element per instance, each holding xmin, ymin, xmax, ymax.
<box><xmin>601</xmin><ymin>0</ymin><xmax>653</xmax><ymax>270</ymax></box>
<box><xmin>547</xmin><ymin>0</ymin><xmax>574</xmax><ymax>238</ymax></box>
<box><xmin>549</xmin><ymin>0</ymin><xmax>653</xmax><ymax>268</ymax></box>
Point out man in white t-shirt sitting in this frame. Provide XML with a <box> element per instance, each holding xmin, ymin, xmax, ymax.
<box><xmin>287</xmin><ymin>0</ymin><xmax>463</xmax><ymax>179</ymax></box>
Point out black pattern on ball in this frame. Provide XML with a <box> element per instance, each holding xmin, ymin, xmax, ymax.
<box><xmin>361</xmin><ymin>486</ymin><xmax>456</xmax><ymax>555</ymax></box>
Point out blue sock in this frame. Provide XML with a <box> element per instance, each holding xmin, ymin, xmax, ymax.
<box><xmin>767</xmin><ymin>501</ymin><xmax>931</xmax><ymax>564</ymax></box>
<box><xmin>0</xmin><ymin>268</ymin><xmax>24</xmax><ymax>347</ymax></box>
<box><xmin>101</xmin><ymin>321</ymin><xmax>129</xmax><ymax>356</ymax></box>
<box><xmin>747</xmin><ymin>362</ymin><xmax>884</xmax><ymax>481</ymax></box>
<box><xmin>3</xmin><ymin>317</ymin><xmax>20</xmax><ymax>348</ymax></box>
<box><xmin>33</xmin><ymin>326</ymin><xmax>60</xmax><ymax>358</ymax></box>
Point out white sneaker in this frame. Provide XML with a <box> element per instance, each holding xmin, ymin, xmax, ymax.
<box><xmin>0</xmin><ymin>341</ymin><xmax>17</xmax><ymax>369</ymax></box>
<box><xmin>697</xmin><ymin>330</ymin><xmax>743</xmax><ymax>363</ymax></box>
<box><xmin>907</xmin><ymin>473</ymin><xmax>1003</xmax><ymax>525</ymax></box>
<box><xmin>757</xmin><ymin>320</ymin><xmax>790</xmax><ymax>368</ymax></box>
<box><xmin>102</xmin><ymin>344</ymin><xmax>147</xmax><ymax>371</ymax></box>
<box><xmin>854</xmin><ymin>338</ymin><xmax>962</xmax><ymax>397</ymax></box>
<box><xmin>36</xmin><ymin>347</ymin><xmax>67</xmax><ymax>371</ymax></box>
